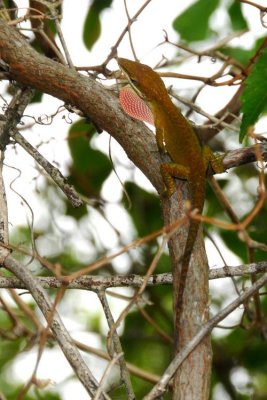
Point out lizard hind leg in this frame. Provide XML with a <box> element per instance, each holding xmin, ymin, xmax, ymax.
<box><xmin>160</xmin><ymin>163</ymin><xmax>189</xmax><ymax>197</ymax></box>
<box><xmin>203</xmin><ymin>145</ymin><xmax>225</xmax><ymax>174</ymax></box>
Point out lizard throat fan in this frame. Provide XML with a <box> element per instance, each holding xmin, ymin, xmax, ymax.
<box><xmin>119</xmin><ymin>86</ymin><xmax>154</xmax><ymax>126</ymax></box>
<box><xmin>117</xmin><ymin>58</ymin><xmax>226</xmax><ymax>335</ymax></box>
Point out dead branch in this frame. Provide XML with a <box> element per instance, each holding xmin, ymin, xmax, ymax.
<box><xmin>145</xmin><ymin>271</ymin><xmax>267</xmax><ymax>399</ymax></box>
<box><xmin>2</xmin><ymin>255</ymin><xmax>109</xmax><ymax>400</ymax></box>
<box><xmin>1</xmin><ymin>260</ymin><xmax>267</xmax><ymax>289</ymax></box>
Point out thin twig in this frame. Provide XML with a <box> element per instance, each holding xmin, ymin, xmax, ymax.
<box><xmin>17</xmin><ymin>288</ymin><xmax>66</xmax><ymax>399</ymax></box>
<box><xmin>8</xmin><ymin>288</ymin><xmax>41</xmax><ymax>329</ymax></box>
<box><xmin>106</xmin><ymin>233</ymin><xmax>177</xmax><ymax>349</ymax></box>
<box><xmin>138</xmin><ymin>306</ymin><xmax>173</xmax><ymax>343</ymax></box>
<box><xmin>0</xmin><ymin>150</ymin><xmax>9</xmax><ymax>259</ymax></box>
<box><xmin>48</xmin><ymin>1</ymin><xmax>75</xmax><ymax>68</ymax></box>
<box><xmin>123</xmin><ymin>0</ymin><xmax>138</xmax><ymax>60</ymax></box>
<box><xmin>144</xmin><ymin>271</ymin><xmax>267</xmax><ymax>399</ymax></box>
<box><xmin>103</xmin><ymin>0</ymin><xmax>153</xmax><ymax>65</ymax></box>
<box><xmin>208</xmin><ymin>177</ymin><xmax>267</xmax><ymax>252</ymax></box>
<box><xmin>98</xmin><ymin>290</ymin><xmax>135</xmax><ymax>399</ymax></box>
<box><xmin>1</xmin><ymin>261</ymin><xmax>267</xmax><ymax>290</ymax></box>
<box><xmin>74</xmin><ymin>340</ymin><xmax>161</xmax><ymax>385</ymax></box>
<box><xmin>2</xmin><ymin>255</ymin><xmax>109</xmax><ymax>400</ymax></box>
<box><xmin>38</xmin><ymin>29</ymin><xmax>66</xmax><ymax>64</ymax></box>
<box><xmin>11</xmin><ymin>129</ymin><xmax>83</xmax><ymax>207</ymax></box>
<box><xmin>240</xmin><ymin>0</ymin><xmax>267</xmax><ymax>12</ymax></box>
<box><xmin>162</xmin><ymin>29</ymin><xmax>247</xmax><ymax>70</ymax></box>
<box><xmin>0</xmin><ymin>86</ymin><xmax>33</xmax><ymax>149</ymax></box>
<box><xmin>93</xmin><ymin>352</ymin><xmax>123</xmax><ymax>400</ymax></box>
<box><xmin>170</xmin><ymin>91</ymin><xmax>240</xmax><ymax>133</ymax></box>
<box><xmin>65</xmin><ymin>216</ymin><xmax>186</xmax><ymax>281</ymax></box>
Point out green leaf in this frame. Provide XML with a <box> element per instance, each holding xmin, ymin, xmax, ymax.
<box><xmin>172</xmin><ymin>0</ymin><xmax>220</xmax><ymax>42</ymax></box>
<box><xmin>31</xmin><ymin>90</ymin><xmax>43</xmax><ymax>103</ymax></box>
<box><xmin>240</xmin><ymin>48</ymin><xmax>267</xmax><ymax>142</ymax></box>
<box><xmin>68</xmin><ymin>119</ymin><xmax>112</xmax><ymax>197</ymax></box>
<box><xmin>247</xmin><ymin>202</ymin><xmax>267</xmax><ymax>261</ymax></box>
<box><xmin>124</xmin><ymin>182</ymin><xmax>161</xmax><ymax>237</ymax></box>
<box><xmin>220</xmin><ymin>37</ymin><xmax>265</xmax><ymax>67</ymax></box>
<box><xmin>68</xmin><ymin>120</ymin><xmax>96</xmax><ymax>171</ymax></box>
<box><xmin>83</xmin><ymin>0</ymin><xmax>113</xmax><ymax>50</ymax></box>
<box><xmin>221</xmin><ymin>230</ymin><xmax>246</xmax><ymax>261</ymax></box>
<box><xmin>228</xmin><ymin>1</ymin><xmax>248</xmax><ymax>31</ymax></box>
<box><xmin>205</xmin><ymin>179</ymin><xmax>228</xmax><ymax>217</ymax></box>
<box><xmin>221</xmin><ymin>47</ymin><xmax>254</xmax><ymax>66</ymax></box>
<box><xmin>121</xmin><ymin>310</ymin><xmax>172</xmax><ymax>398</ymax></box>
<box><xmin>0</xmin><ymin>339</ymin><xmax>24</xmax><ymax>371</ymax></box>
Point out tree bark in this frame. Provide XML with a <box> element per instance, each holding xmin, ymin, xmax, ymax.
<box><xmin>0</xmin><ymin>20</ymin><xmax>163</xmax><ymax>193</ymax></box>
<box><xmin>0</xmin><ymin>20</ymin><xmax>212</xmax><ymax>399</ymax></box>
<box><xmin>162</xmin><ymin>187</ymin><xmax>211</xmax><ymax>399</ymax></box>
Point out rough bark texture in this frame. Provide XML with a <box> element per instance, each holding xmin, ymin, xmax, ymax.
<box><xmin>0</xmin><ymin>20</ymin><xmax>212</xmax><ymax>399</ymax></box>
<box><xmin>0</xmin><ymin>20</ymin><xmax>163</xmax><ymax>193</ymax></box>
<box><xmin>162</xmin><ymin>183</ymin><xmax>211</xmax><ymax>400</ymax></box>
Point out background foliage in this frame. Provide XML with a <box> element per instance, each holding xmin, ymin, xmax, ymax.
<box><xmin>1</xmin><ymin>1</ymin><xmax>267</xmax><ymax>399</ymax></box>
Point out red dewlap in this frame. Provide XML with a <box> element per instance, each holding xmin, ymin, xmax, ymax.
<box><xmin>119</xmin><ymin>87</ymin><xmax>154</xmax><ymax>126</ymax></box>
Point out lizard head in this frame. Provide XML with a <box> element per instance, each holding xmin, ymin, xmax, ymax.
<box><xmin>117</xmin><ymin>58</ymin><xmax>167</xmax><ymax>103</ymax></box>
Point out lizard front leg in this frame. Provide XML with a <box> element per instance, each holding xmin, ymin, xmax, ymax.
<box><xmin>160</xmin><ymin>163</ymin><xmax>189</xmax><ymax>197</ymax></box>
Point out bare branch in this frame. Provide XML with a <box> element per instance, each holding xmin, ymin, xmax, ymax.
<box><xmin>0</xmin><ymin>150</ymin><xmax>9</xmax><ymax>259</ymax></box>
<box><xmin>240</xmin><ymin>0</ymin><xmax>267</xmax><ymax>12</ymax></box>
<box><xmin>0</xmin><ymin>86</ymin><xmax>33</xmax><ymax>149</ymax></box>
<box><xmin>221</xmin><ymin>143</ymin><xmax>267</xmax><ymax>170</ymax></box>
<box><xmin>98</xmin><ymin>290</ymin><xmax>135</xmax><ymax>399</ymax></box>
<box><xmin>93</xmin><ymin>352</ymin><xmax>123</xmax><ymax>400</ymax></box>
<box><xmin>11</xmin><ymin>128</ymin><xmax>83</xmax><ymax>207</ymax></box>
<box><xmin>0</xmin><ymin>85</ymin><xmax>83</xmax><ymax>207</ymax></box>
<box><xmin>1</xmin><ymin>261</ymin><xmax>267</xmax><ymax>290</ymax></box>
<box><xmin>145</xmin><ymin>271</ymin><xmax>267</xmax><ymax>399</ymax></box>
<box><xmin>0</xmin><ymin>19</ymin><xmax>164</xmax><ymax>194</ymax></box>
<box><xmin>103</xmin><ymin>0</ymin><xmax>153</xmax><ymax>65</ymax></box>
<box><xmin>2</xmin><ymin>255</ymin><xmax>109</xmax><ymax>400</ymax></box>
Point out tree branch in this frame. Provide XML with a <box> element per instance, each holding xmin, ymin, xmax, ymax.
<box><xmin>2</xmin><ymin>255</ymin><xmax>109</xmax><ymax>400</ymax></box>
<box><xmin>1</xmin><ymin>261</ymin><xmax>266</xmax><ymax>289</ymax></box>
<box><xmin>0</xmin><ymin>21</ymin><xmax>263</xmax><ymax>193</ymax></box>
<box><xmin>0</xmin><ymin>85</ymin><xmax>83</xmax><ymax>207</ymax></box>
<box><xmin>145</xmin><ymin>271</ymin><xmax>267</xmax><ymax>399</ymax></box>
<box><xmin>0</xmin><ymin>85</ymin><xmax>33</xmax><ymax>150</ymax></box>
<box><xmin>0</xmin><ymin>19</ymin><xmax>163</xmax><ymax>194</ymax></box>
<box><xmin>1</xmin><ymin>19</ymin><xmax>265</xmax><ymax>400</ymax></box>
<box><xmin>0</xmin><ymin>149</ymin><xmax>9</xmax><ymax>260</ymax></box>
<box><xmin>11</xmin><ymin>127</ymin><xmax>83</xmax><ymax>207</ymax></box>
<box><xmin>98</xmin><ymin>290</ymin><xmax>135</xmax><ymax>399</ymax></box>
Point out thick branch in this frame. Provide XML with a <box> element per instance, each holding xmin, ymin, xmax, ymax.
<box><xmin>0</xmin><ymin>20</ymin><xmax>163</xmax><ymax>194</ymax></box>
<box><xmin>222</xmin><ymin>143</ymin><xmax>267</xmax><ymax>169</ymax></box>
<box><xmin>0</xmin><ymin>21</ymin><xmax>263</xmax><ymax>192</ymax></box>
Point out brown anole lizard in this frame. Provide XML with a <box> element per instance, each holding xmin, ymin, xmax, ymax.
<box><xmin>117</xmin><ymin>57</ymin><xmax>225</xmax><ymax>331</ymax></box>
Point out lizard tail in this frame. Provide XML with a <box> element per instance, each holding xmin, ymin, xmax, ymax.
<box><xmin>176</xmin><ymin>219</ymin><xmax>200</xmax><ymax>313</ymax></box>
<box><xmin>175</xmin><ymin>178</ymin><xmax>205</xmax><ymax>341</ymax></box>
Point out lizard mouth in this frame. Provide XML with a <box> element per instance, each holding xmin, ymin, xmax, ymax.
<box><xmin>119</xmin><ymin>66</ymin><xmax>146</xmax><ymax>102</ymax></box>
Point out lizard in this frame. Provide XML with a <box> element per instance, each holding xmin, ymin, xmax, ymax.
<box><xmin>117</xmin><ymin>57</ymin><xmax>226</xmax><ymax>332</ymax></box>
